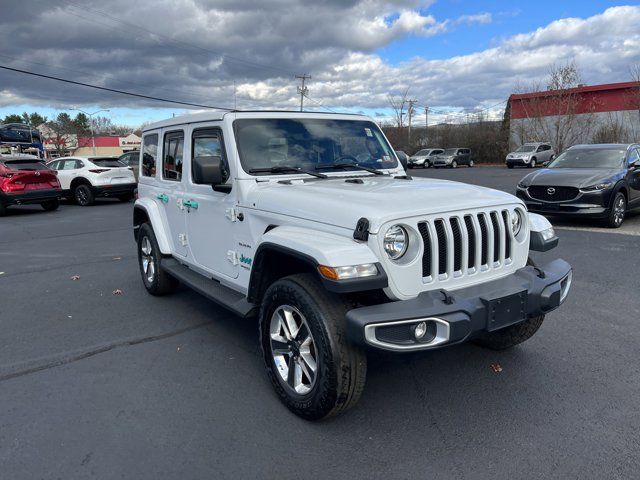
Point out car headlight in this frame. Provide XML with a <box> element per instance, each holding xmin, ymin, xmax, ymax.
<box><xmin>517</xmin><ymin>182</ymin><xmax>528</xmax><ymax>189</ymax></box>
<box><xmin>511</xmin><ymin>210</ymin><xmax>523</xmax><ymax>236</ymax></box>
<box><xmin>580</xmin><ymin>182</ymin><xmax>612</xmax><ymax>192</ymax></box>
<box><xmin>383</xmin><ymin>225</ymin><xmax>408</xmax><ymax>260</ymax></box>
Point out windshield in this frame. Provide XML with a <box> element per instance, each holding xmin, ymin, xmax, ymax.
<box><xmin>91</xmin><ymin>158</ymin><xmax>126</xmax><ymax>167</ymax></box>
<box><xmin>442</xmin><ymin>148</ymin><xmax>458</xmax><ymax>155</ymax></box>
<box><xmin>415</xmin><ymin>149</ymin><xmax>431</xmax><ymax>156</ymax></box>
<box><xmin>548</xmin><ymin>148</ymin><xmax>625</xmax><ymax>169</ymax></box>
<box><xmin>516</xmin><ymin>145</ymin><xmax>536</xmax><ymax>152</ymax></box>
<box><xmin>234</xmin><ymin>118</ymin><xmax>397</xmax><ymax>175</ymax></box>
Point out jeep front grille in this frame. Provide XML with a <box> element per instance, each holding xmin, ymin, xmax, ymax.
<box><xmin>417</xmin><ymin>209</ymin><xmax>515</xmax><ymax>280</ymax></box>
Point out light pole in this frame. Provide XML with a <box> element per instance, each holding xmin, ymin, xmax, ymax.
<box><xmin>70</xmin><ymin>108</ymin><xmax>110</xmax><ymax>156</ymax></box>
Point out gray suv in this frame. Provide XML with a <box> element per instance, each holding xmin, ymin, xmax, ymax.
<box><xmin>432</xmin><ymin>148</ymin><xmax>473</xmax><ymax>168</ymax></box>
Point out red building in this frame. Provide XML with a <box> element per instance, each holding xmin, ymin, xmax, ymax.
<box><xmin>509</xmin><ymin>81</ymin><xmax>640</xmax><ymax>150</ymax></box>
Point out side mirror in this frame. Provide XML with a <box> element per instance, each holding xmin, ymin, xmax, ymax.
<box><xmin>629</xmin><ymin>160</ymin><xmax>640</xmax><ymax>169</ymax></box>
<box><xmin>192</xmin><ymin>155</ymin><xmax>230</xmax><ymax>192</ymax></box>
<box><xmin>397</xmin><ymin>154</ymin><xmax>408</xmax><ymax>170</ymax></box>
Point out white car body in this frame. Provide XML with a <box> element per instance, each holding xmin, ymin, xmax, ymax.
<box><xmin>46</xmin><ymin>156</ymin><xmax>136</xmax><ymax>203</ymax></box>
<box><xmin>134</xmin><ymin>111</ymin><xmax>555</xmax><ymax>301</ymax></box>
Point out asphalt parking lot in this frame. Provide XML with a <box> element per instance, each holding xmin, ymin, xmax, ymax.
<box><xmin>1</xmin><ymin>167</ymin><xmax>639</xmax><ymax>480</ymax></box>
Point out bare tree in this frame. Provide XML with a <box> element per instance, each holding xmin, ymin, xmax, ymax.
<box><xmin>387</xmin><ymin>88</ymin><xmax>410</xmax><ymax>128</ymax></box>
<box><xmin>512</xmin><ymin>62</ymin><xmax>596</xmax><ymax>151</ymax></box>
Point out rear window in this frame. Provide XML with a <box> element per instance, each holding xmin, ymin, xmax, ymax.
<box><xmin>2</xmin><ymin>160</ymin><xmax>49</xmax><ymax>170</ymax></box>
<box><xmin>91</xmin><ymin>158</ymin><xmax>126</xmax><ymax>167</ymax></box>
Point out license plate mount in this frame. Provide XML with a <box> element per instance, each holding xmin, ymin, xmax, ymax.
<box><xmin>484</xmin><ymin>290</ymin><xmax>527</xmax><ymax>331</ymax></box>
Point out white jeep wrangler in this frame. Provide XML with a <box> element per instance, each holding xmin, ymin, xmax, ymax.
<box><xmin>133</xmin><ymin>111</ymin><xmax>572</xmax><ymax>420</ymax></box>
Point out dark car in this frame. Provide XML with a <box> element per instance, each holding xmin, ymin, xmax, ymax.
<box><xmin>432</xmin><ymin>148</ymin><xmax>473</xmax><ymax>168</ymax></box>
<box><xmin>0</xmin><ymin>155</ymin><xmax>61</xmax><ymax>216</ymax></box>
<box><xmin>516</xmin><ymin>143</ymin><xmax>640</xmax><ymax>228</ymax></box>
<box><xmin>118</xmin><ymin>150</ymin><xmax>140</xmax><ymax>180</ymax></box>
<box><xmin>0</xmin><ymin>123</ymin><xmax>42</xmax><ymax>144</ymax></box>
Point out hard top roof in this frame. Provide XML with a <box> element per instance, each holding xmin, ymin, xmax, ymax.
<box><xmin>142</xmin><ymin>110</ymin><xmax>371</xmax><ymax>132</ymax></box>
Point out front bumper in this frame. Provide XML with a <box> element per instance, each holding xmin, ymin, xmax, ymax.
<box><xmin>516</xmin><ymin>188</ymin><xmax>610</xmax><ymax>218</ymax></box>
<box><xmin>0</xmin><ymin>188</ymin><xmax>61</xmax><ymax>206</ymax></box>
<box><xmin>91</xmin><ymin>182</ymin><xmax>137</xmax><ymax>197</ymax></box>
<box><xmin>346</xmin><ymin>259</ymin><xmax>572</xmax><ymax>352</ymax></box>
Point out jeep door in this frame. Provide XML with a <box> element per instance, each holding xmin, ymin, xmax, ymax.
<box><xmin>183</xmin><ymin>126</ymin><xmax>239</xmax><ymax>279</ymax></box>
<box><xmin>157</xmin><ymin>129</ymin><xmax>189</xmax><ymax>257</ymax></box>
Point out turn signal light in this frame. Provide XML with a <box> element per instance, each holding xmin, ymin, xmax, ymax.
<box><xmin>89</xmin><ymin>169</ymin><xmax>110</xmax><ymax>174</ymax></box>
<box><xmin>318</xmin><ymin>264</ymin><xmax>378</xmax><ymax>280</ymax></box>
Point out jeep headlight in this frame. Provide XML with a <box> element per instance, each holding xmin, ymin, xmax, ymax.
<box><xmin>383</xmin><ymin>225</ymin><xmax>408</xmax><ymax>260</ymax></box>
<box><xmin>511</xmin><ymin>210</ymin><xmax>523</xmax><ymax>236</ymax></box>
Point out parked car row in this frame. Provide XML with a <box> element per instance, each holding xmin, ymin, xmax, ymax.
<box><xmin>506</xmin><ymin>142</ymin><xmax>555</xmax><ymax>169</ymax></box>
<box><xmin>0</xmin><ymin>152</ymin><xmax>138</xmax><ymax>215</ymax></box>
<box><xmin>406</xmin><ymin>148</ymin><xmax>473</xmax><ymax>168</ymax></box>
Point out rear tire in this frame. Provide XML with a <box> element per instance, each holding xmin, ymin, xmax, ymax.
<box><xmin>507</xmin><ymin>164</ymin><xmax>514</xmax><ymax>169</ymax></box>
<box><xmin>606</xmin><ymin>192</ymin><xmax>626</xmax><ymax>228</ymax></box>
<box><xmin>469</xmin><ymin>160</ymin><xmax>474</xmax><ymax>167</ymax></box>
<box><xmin>474</xmin><ymin>257</ymin><xmax>545</xmax><ymax>350</ymax></box>
<box><xmin>74</xmin><ymin>184</ymin><xmax>95</xmax><ymax>206</ymax></box>
<box><xmin>0</xmin><ymin>203</ymin><xmax>6</xmax><ymax>216</ymax></box>
<box><xmin>259</xmin><ymin>273</ymin><xmax>367</xmax><ymax>420</ymax></box>
<box><xmin>41</xmin><ymin>199</ymin><xmax>59</xmax><ymax>211</ymax></box>
<box><xmin>137</xmin><ymin>223</ymin><xmax>179</xmax><ymax>296</ymax></box>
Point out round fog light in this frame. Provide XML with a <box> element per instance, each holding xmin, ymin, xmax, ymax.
<box><xmin>414</xmin><ymin>322</ymin><xmax>427</xmax><ymax>340</ymax></box>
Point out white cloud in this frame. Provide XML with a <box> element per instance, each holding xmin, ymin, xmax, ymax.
<box><xmin>0</xmin><ymin>2</ymin><xmax>639</xmax><ymax>123</ymax></box>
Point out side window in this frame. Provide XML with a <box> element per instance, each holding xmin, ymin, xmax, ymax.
<box><xmin>61</xmin><ymin>159</ymin><xmax>76</xmax><ymax>170</ymax></box>
<box><xmin>141</xmin><ymin>134</ymin><xmax>158</xmax><ymax>177</ymax></box>
<box><xmin>163</xmin><ymin>131</ymin><xmax>184</xmax><ymax>181</ymax></box>
<box><xmin>192</xmin><ymin>128</ymin><xmax>230</xmax><ymax>184</ymax></box>
<box><xmin>75</xmin><ymin>160</ymin><xmax>84</xmax><ymax>169</ymax></box>
<box><xmin>48</xmin><ymin>160</ymin><xmax>59</xmax><ymax>170</ymax></box>
<box><xmin>628</xmin><ymin>148</ymin><xmax>639</xmax><ymax>166</ymax></box>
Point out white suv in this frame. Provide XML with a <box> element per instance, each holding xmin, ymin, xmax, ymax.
<box><xmin>47</xmin><ymin>156</ymin><xmax>136</xmax><ymax>205</ymax></box>
<box><xmin>506</xmin><ymin>142</ymin><xmax>555</xmax><ymax>169</ymax></box>
<box><xmin>133</xmin><ymin>111</ymin><xmax>572</xmax><ymax>420</ymax></box>
<box><xmin>408</xmin><ymin>148</ymin><xmax>444</xmax><ymax>168</ymax></box>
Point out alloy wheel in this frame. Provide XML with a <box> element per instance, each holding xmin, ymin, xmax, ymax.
<box><xmin>140</xmin><ymin>236</ymin><xmax>156</xmax><ymax>283</ymax></box>
<box><xmin>76</xmin><ymin>186</ymin><xmax>89</xmax><ymax>205</ymax></box>
<box><xmin>269</xmin><ymin>305</ymin><xmax>318</xmax><ymax>395</ymax></box>
<box><xmin>613</xmin><ymin>196</ymin><xmax>625</xmax><ymax>226</ymax></box>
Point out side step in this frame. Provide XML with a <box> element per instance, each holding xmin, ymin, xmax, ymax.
<box><xmin>161</xmin><ymin>258</ymin><xmax>257</xmax><ymax>318</ymax></box>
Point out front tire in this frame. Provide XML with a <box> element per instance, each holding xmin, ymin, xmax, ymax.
<box><xmin>507</xmin><ymin>164</ymin><xmax>514</xmax><ymax>169</ymax></box>
<box><xmin>529</xmin><ymin>158</ymin><xmax>536</xmax><ymax>168</ymax></box>
<box><xmin>260</xmin><ymin>273</ymin><xmax>367</xmax><ymax>420</ymax></box>
<box><xmin>137</xmin><ymin>223</ymin><xmax>179</xmax><ymax>295</ymax></box>
<box><xmin>74</xmin><ymin>184</ymin><xmax>95</xmax><ymax>206</ymax></box>
<box><xmin>451</xmin><ymin>160</ymin><xmax>458</xmax><ymax>168</ymax></box>
<box><xmin>468</xmin><ymin>160</ymin><xmax>474</xmax><ymax>167</ymax></box>
<box><xmin>41</xmin><ymin>199</ymin><xmax>59</xmax><ymax>211</ymax></box>
<box><xmin>606</xmin><ymin>192</ymin><xmax>626</xmax><ymax>228</ymax></box>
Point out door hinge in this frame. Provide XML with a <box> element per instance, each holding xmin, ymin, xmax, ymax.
<box><xmin>227</xmin><ymin>250</ymin><xmax>238</xmax><ymax>265</ymax></box>
<box><xmin>225</xmin><ymin>207</ymin><xmax>238</xmax><ymax>222</ymax></box>
<box><xmin>178</xmin><ymin>233</ymin><xmax>188</xmax><ymax>246</ymax></box>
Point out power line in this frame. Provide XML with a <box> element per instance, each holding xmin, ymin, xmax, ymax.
<box><xmin>0</xmin><ymin>65</ymin><xmax>234</xmax><ymax>111</ymax></box>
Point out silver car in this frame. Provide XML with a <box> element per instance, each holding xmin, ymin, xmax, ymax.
<box><xmin>408</xmin><ymin>148</ymin><xmax>444</xmax><ymax>168</ymax></box>
<box><xmin>506</xmin><ymin>142</ymin><xmax>555</xmax><ymax>169</ymax></box>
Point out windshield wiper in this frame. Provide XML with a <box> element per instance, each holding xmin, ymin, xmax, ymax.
<box><xmin>248</xmin><ymin>166</ymin><xmax>327</xmax><ymax>178</ymax></box>
<box><xmin>315</xmin><ymin>163</ymin><xmax>385</xmax><ymax>175</ymax></box>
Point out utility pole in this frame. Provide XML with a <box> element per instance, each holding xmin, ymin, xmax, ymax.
<box><xmin>425</xmin><ymin>106</ymin><xmax>428</xmax><ymax>144</ymax></box>
<box><xmin>296</xmin><ymin>74</ymin><xmax>311</xmax><ymax>112</ymax></box>
<box><xmin>407</xmin><ymin>99</ymin><xmax>418</xmax><ymax>145</ymax></box>
<box><xmin>70</xmin><ymin>108</ymin><xmax>109</xmax><ymax>156</ymax></box>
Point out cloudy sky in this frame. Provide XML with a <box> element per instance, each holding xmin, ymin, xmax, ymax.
<box><xmin>1</xmin><ymin>0</ymin><xmax>639</xmax><ymax>127</ymax></box>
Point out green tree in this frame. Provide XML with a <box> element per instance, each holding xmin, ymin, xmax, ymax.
<box><xmin>72</xmin><ymin>113</ymin><xmax>90</xmax><ymax>134</ymax></box>
<box><xmin>3</xmin><ymin>114</ymin><xmax>23</xmax><ymax>124</ymax></box>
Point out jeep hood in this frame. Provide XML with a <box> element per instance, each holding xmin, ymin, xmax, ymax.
<box><xmin>245</xmin><ymin>176</ymin><xmax>520</xmax><ymax>233</ymax></box>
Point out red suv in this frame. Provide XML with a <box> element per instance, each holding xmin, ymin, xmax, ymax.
<box><xmin>0</xmin><ymin>155</ymin><xmax>61</xmax><ymax>216</ymax></box>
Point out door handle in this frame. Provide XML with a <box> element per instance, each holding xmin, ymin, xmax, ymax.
<box><xmin>183</xmin><ymin>200</ymin><xmax>199</xmax><ymax>210</ymax></box>
<box><xmin>156</xmin><ymin>193</ymin><xmax>169</xmax><ymax>204</ymax></box>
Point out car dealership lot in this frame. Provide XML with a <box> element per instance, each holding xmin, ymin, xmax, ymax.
<box><xmin>1</xmin><ymin>168</ymin><xmax>639</xmax><ymax>479</ymax></box>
